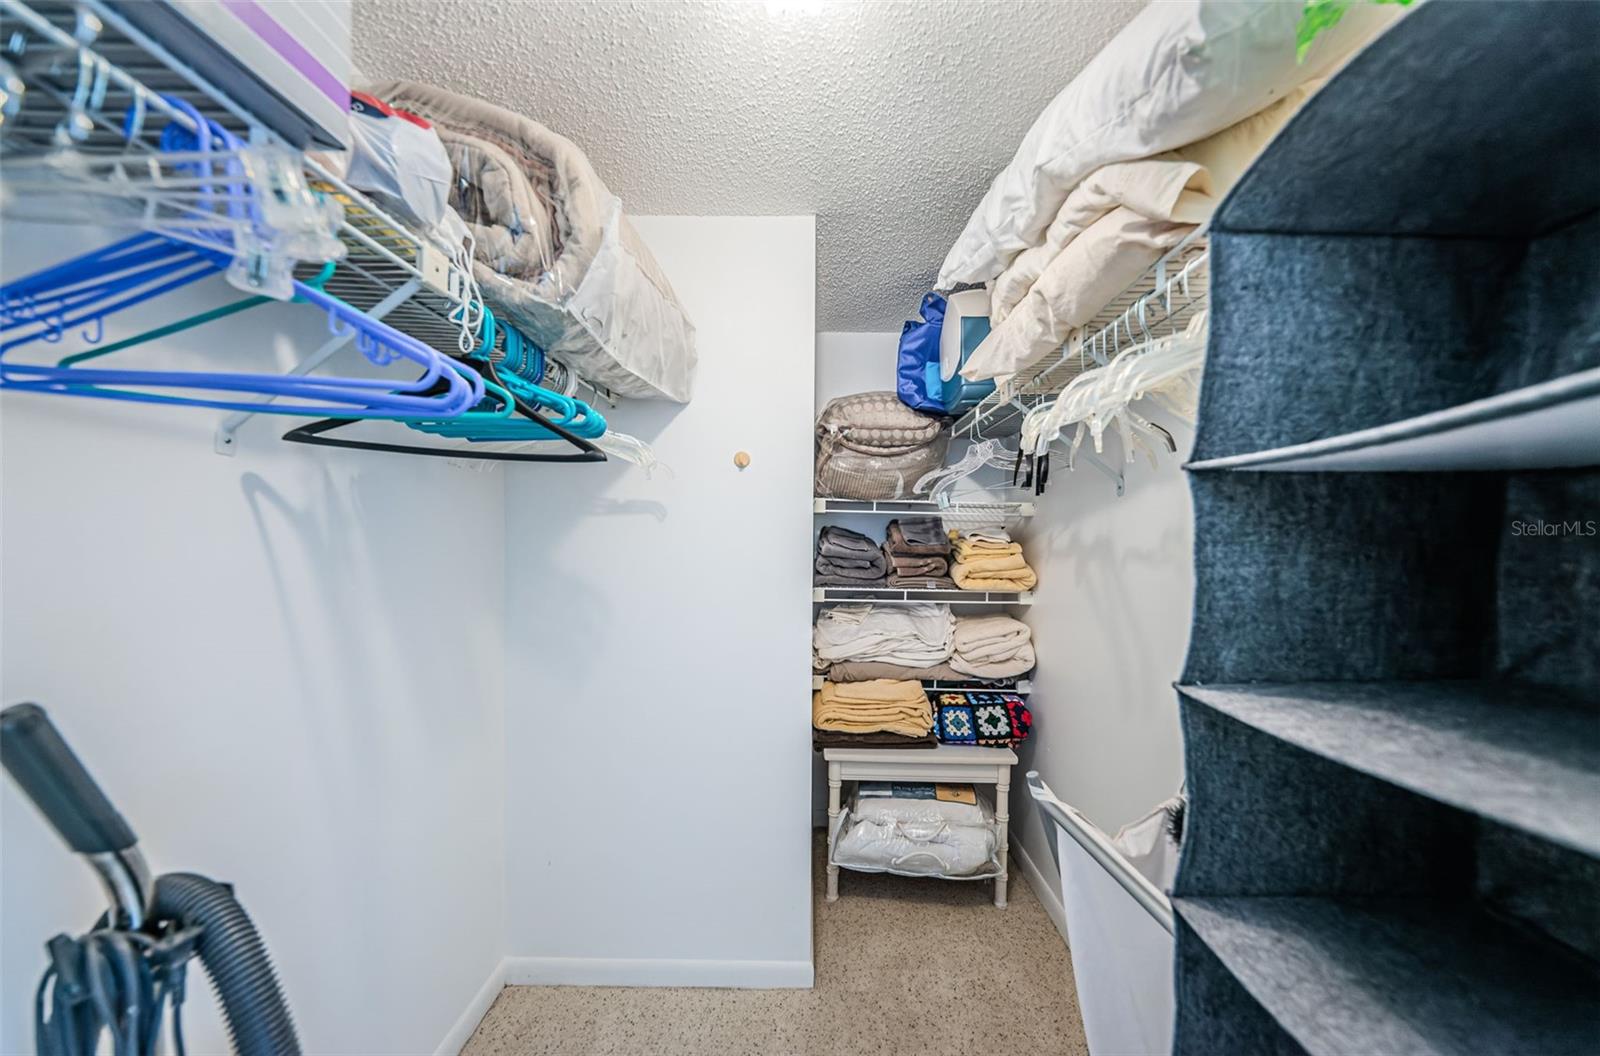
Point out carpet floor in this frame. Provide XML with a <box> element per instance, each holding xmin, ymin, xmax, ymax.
<box><xmin>464</xmin><ymin>836</ymin><xmax>1087</xmax><ymax>1055</ymax></box>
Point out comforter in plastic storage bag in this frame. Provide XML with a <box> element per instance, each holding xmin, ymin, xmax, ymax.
<box><xmin>363</xmin><ymin>81</ymin><xmax>697</xmax><ymax>402</ymax></box>
<box><xmin>815</xmin><ymin>392</ymin><xmax>949</xmax><ymax>500</ymax></box>
<box><xmin>831</xmin><ymin>787</ymin><xmax>999</xmax><ymax>879</ymax></box>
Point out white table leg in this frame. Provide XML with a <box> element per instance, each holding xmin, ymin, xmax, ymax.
<box><xmin>826</xmin><ymin>761</ymin><xmax>842</xmax><ymax>903</ymax></box>
<box><xmin>994</xmin><ymin>765</ymin><xmax>1010</xmax><ymax>908</ymax></box>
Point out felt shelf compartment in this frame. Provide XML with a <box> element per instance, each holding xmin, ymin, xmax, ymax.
<box><xmin>1186</xmin><ymin>0</ymin><xmax>1600</xmax><ymax>469</ymax></box>
<box><xmin>1174</xmin><ymin>896</ymin><xmax>1600</xmax><ymax>1056</ymax></box>
<box><xmin>1178</xmin><ymin>681</ymin><xmax>1600</xmax><ymax>858</ymax></box>
<box><xmin>1185</xmin><ymin>368</ymin><xmax>1600</xmax><ymax>473</ymax></box>
<box><xmin>1174</xmin><ymin>5</ymin><xmax>1600</xmax><ymax>1049</ymax></box>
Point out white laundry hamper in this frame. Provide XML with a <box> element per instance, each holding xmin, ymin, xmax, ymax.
<box><xmin>1027</xmin><ymin>772</ymin><xmax>1175</xmax><ymax>1056</ymax></box>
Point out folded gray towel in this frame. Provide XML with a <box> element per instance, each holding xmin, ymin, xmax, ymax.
<box><xmin>814</xmin><ymin>553</ymin><xmax>888</xmax><ymax>581</ymax></box>
<box><xmin>818</xmin><ymin>525</ymin><xmax>882</xmax><ymax>561</ymax></box>
<box><xmin>816</xmin><ymin>525</ymin><xmax>888</xmax><ymax>584</ymax></box>
<box><xmin>886</xmin><ymin>573</ymin><xmax>957</xmax><ymax>590</ymax></box>
<box><xmin>814</xmin><ymin>573</ymin><xmax>890</xmax><ymax>588</ymax></box>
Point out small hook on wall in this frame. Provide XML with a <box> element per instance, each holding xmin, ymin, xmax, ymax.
<box><xmin>733</xmin><ymin>451</ymin><xmax>751</xmax><ymax>470</ymax></box>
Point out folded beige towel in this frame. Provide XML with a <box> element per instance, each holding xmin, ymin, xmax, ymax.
<box><xmin>949</xmin><ymin>641</ymin><xmax>1037</xmax><ymax>679</ymax></box>
<box><xmin>812</xmin><ymin>679</ymin><xmax>933</xmax><ymax>737</ymax></box>
<box><xmin>951</xmin><ymin>535</ymin><xmax>1024</xmax><ymax>563</ymax></box>
<box><xmin>828</xmin><ymin>660</ymin><xmax>985</xmax><ymax>683</ymax></box>
<box><xmin>950</xmin><ymin>615</ymin><xmax>1036</xmax><ymax>677</ymax></box>
<box><xmin>952</xmin><ymin>561</ymin><xmax>1038</xmax><ymax>591</ymax></box>
<box><xmin>953</xmin><ymin>614</ymin><xmax>1033</xmax><ymax>656</ymax></box>
<box><xmin>952</xmin><ymin>552</ymin><xmax>1029</xmax><ymax>574</ymax></box>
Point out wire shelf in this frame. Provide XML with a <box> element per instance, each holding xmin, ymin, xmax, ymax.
<box><xmin>813</xmin><ymin>497</ymin><xmax>1036</xmax><ymax>518</ymax></box>
<box><xmin>812</xmin><ymin>586</ymin><xmax>1034</xmax><ymax>607</ymax></box>
<box><xmin>0</xmin><ymin>0</ymin><xmax>615</xmax><ymax>411</ymax></box>
<box><xmin>812</xmin><ymin>675</ymin><xmax>1032</xmax><ymax>694</ymax></box>
<box><xmin>952</xmin><ymin>230</ymin><xmax>1210</xmax><ymax>440</ymax></box>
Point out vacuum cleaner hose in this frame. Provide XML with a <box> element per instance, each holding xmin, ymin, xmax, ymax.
<box><xmin>151</xmin><ymin>874</ymin><xmax>301</xmax><ymax>1056</ymax></box>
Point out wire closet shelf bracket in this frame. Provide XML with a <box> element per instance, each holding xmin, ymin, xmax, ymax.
<box><xmin>951</xmin><ymin>230</ymin><xmax>1210</xmax><ymax>447</ymax></box>
<box><xmin>0</xmin><ymin>0</ymin><xmax>615</xmax><ymax>461</ymax></box>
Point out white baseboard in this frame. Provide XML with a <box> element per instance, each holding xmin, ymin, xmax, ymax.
<box><xmin>1011</xmin><ymin>836</ymin><xmax>1070</xmax><ymax>948</ymax></box>
<box><xmin>504</xmin><ymin>956</ymin><xmax>814</xmax><ymax>989</ymax></box>
<box><xmin>434</xmin><ymin>958</ymin><xmax>507</xmax><ymax>1056</ymax></box>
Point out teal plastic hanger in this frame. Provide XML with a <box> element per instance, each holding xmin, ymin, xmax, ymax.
<box><xmin>404</xmin><ymin>307</ymin><xmax>606</xmax><ymax>443</ymax></box>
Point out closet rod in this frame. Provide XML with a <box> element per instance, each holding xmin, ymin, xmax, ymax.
<box><xmin>1026</xmin><ymin>770</ymin><xmax>1173</xmax><ymax>935</ymax></box>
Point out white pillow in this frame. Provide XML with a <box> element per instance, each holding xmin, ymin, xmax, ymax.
<box><xmin>961</xmin><ymin>206</ymin><xmax>1194</xmax><ymax>383</ymax></box>
<box><xmin>936</xmin><ymin>0</ymin><xmax>1402</xmax><ymax>290</ymax></box>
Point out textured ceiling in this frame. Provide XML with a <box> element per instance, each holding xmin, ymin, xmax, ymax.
<box><xmin>353</xmin><ymin>0</ymin><xmax>1143</xmax><ymax>331</ymax></box>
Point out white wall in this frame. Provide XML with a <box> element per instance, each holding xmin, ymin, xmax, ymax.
<box><xmin>500</xmin><ymin>216</ymin><xmax>816</xmax><ymax>987</ymax></box>
<box><xmin>0</xmin><ymin>225</ymin><xmax>507</xmax><ymax>1054</ymax></box>
<box><xmin>816</xmin><ymin>331</ymin><xmax>896</xmax><ymax>403</ymax></box>
<box><xmin>1011</xmin><ymin>405</ymin><xmax>1192</xmax><ymax>894</ymax></box>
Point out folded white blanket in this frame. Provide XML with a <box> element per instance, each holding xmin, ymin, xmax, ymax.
<box><xmin>949</xmin><ymin>614</ymin><xmax>1035</xmax><ymax>678</ymax></box>
<box><xmin>952</xmin><ymin>615</ymin><xmax>1032</xmax><ymax>658</ymax></box>
<box><xmin>950</xmin><ymin>643</ymin><xmax>1036</xmax><ymax>680</ymax></box>
<box><xmin>813</xmin><ymin>604</ymin><xmax>955</xmax><ymax>667</ymax></box>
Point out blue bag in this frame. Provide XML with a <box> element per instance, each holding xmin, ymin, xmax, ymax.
<box><xmin>896</xmin><ymin>291</ymin><xmax>947</xmax><ymax>414</ymax></box>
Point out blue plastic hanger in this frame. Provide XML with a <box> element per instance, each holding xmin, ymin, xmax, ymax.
<box><xmin>0</xmin><ymin>105</ymin><xmax>482</xmax><ymax>418</ymax></box>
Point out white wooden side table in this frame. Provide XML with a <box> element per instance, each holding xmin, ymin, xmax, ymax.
<box><xmin>823</xmin><ymin>744</ymin><xmax>1018</xmax><ymax>908</ymax></box>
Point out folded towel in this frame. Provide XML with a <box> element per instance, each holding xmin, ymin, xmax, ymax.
<box><xmin>827</xmin><ymin>660</ymin><xmax>1020</xmax><ymax>686</ymax></box>
<box><xmin>934</xmin><ymin>693</ymin><xmax>1033</xmax><ymax>747</ymax></box>
<box><xmin>949</xmin><ymin>640</ymin><xmax>1035</xmax><ymax>678</ymax></box>
<box><xmin>950</xmin><ymin>615</ymin><xmax>1036</xmax><ymax>677</ymax></box>
<box><xmin>886</xmin><ymin>518</ymin><xmax>952</xmax><ymax>556</ymax></box>
<box><xmin>958</xmin><ymin>527</ymin><xmax>1013</xmax><ymax>546</ymax></box>
<box><xmin>818</xmin><ymin>525</ymin><xmax>882</xmax><ymax>561</ymax></box>
<box><xmin>886</xmin><ymin>573</ymin><xmax>958</xmax><ymax>590</ymax></box>
<box><xmin>814</xmin><ymin>556</ymin><xmax>888</xmax><ymax>582</ymax></box>
<box><xmin>813</xmin><ymin>729</ymin><xmax>938</xmax><ymax>750</ymax></box>
<box><xmin>950</xmin><ymin>534</ymin><xmax>1024</xmax><ymax>562</ymax></box>
<box><xmin>813</xmin><ymin>679</ymin><xmax>933</xmax><ymax>737</ymax></box>
<box><xmin>951</xmin><ymin>552</ymin><xmax>1028</xmax><ymax>574</ymax></box>
<box><xmin>814</xmin><ymin>572</ymin><xmax>889</xmax><ymax>588</ymax></box>
<box><xmin>820</xmin><ymin>678</ymin><xmax>932</xmax><ymax>705</ymax></box>
<box><xmin>952</xmin><ymin>562</ymin><xmax>1038</xmax><ymax>591</ymax></box>
<box><xmin>952</xmin><ymin>615</ymin><xmax>1032</xmax><ymax>656</ymax></box>
<box><xmin>883</xmin><ymin>546</ymin><xmax>950</xmax><ymax>578</ymax></box>
<box><xmin>816</xmin><ymin>526</ymin><xmax>888</xmax><ymax>584</ymax></box>
<box><xmin>819</xmin><ymin>553</ymin><xmax>882</xmax><ymax>570</ymax></box>
<box><xmin>813</xmin><ymin>604</ymin><xmax>954</xmax><ymax>667</ymax></box>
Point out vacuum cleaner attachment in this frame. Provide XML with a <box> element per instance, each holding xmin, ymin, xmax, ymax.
<box><xmin>1</xmin><ymin>702</ymin><xmax>301</xmax><ymax>1056</ymax></box>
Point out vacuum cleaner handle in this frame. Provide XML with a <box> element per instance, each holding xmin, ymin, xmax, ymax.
<box><xmin>1</xmin><ymin>702</ymin><xmax>138</xmax><ymax>854</ymax></box>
